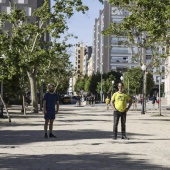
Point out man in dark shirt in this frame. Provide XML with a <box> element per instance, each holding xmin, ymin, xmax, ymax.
<box><xmin>43</xmin><ymin>84</ymin><xmax>59</xmax><ymax>138</ymax></box>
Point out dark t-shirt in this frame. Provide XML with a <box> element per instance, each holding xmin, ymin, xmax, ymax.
<box><xmin>152</xmin><ymin>96</ymin><xmax>157</xmax><ymax>104</ymax></box>
<box><xmin>43</xmin><ymin>92</ymin><xmax>59</xmax><ymax>114</ymax></box>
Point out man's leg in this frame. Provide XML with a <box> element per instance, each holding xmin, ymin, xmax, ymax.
<box><xmin>44</xmin><ymin>119</ymin><xmax>49</xmax><ymax>138</ymax></box>
<box><xmin>121</xmin><ymin>112</ymin><xmax>128</xmax><ymax>139</ymax></box>
<box><xmin>49</xmin><ymin>119</ymin><xmax>56</xmax><ymax>137</ymax></box>
<box><xmin>113</xmin><ymin>111</ymin><xmax>120</xmax><ymax>139</ymax></box>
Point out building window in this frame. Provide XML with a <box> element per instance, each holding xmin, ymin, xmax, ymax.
<box><xmin>24</xmin><ymin>7</ymin><xmax>32</xmax><ymax>16</ymax></box>
<box><xmin>78</xmin><ymin>55</ymin><xmax>80</xmax><ymax>59</ymax></box>
<box><xmin>111</xmin><ymin>47</ymin><xmax>129</xmax><ymax>54</ymax></box>
<box><xmin>78</xmin><ymin>65</ymin><xmax>80</xmax><ymax>68</ymax></box>
<box><xmin>7</xmin><ymin>7</ymin><xmax>11</xmax><ymax>14</ymax></box>
<box><xmin>0</xmin><ymin>0</ymin><xmax>6</xmax><ymax>3</ymax></box>
<box><xmin>162</xmin><ymin>66</ymin><xmax>165</xmax><ymax>72</ymax></box>
<box><xmin>156</xmin><ymin>76</ymin><xmax>159</xmax><ymax>83</ymax></box>
<box><xmin>146</xmin><ymin>55</ymin><xmax>151</xmax><ymax>60</ymax></box>
<box><xmin>18</xmin><ymin>0</ymin><xmax>28</xmax><ymax>3</ymax></box>
<box><xmin>13</xmin><ymin>0</ymin><xmax>28</xmax><ymax>3</ymax></box>
<box><xmin>78</xmin><ymin>60</ymin><xmax>80</xmax><ymax>63</ymax></box>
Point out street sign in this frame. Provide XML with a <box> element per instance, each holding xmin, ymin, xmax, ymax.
<box><xmin>100</xmin><ymin>90</ymin><xmax>103</xmax><ymax>94</ymax></box>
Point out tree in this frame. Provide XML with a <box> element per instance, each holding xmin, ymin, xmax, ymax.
<box><xmin>0</xmin><ymin>0</ymin><xmax>88</xmax><ymax>112</ymax></box>
<box><xmin>103</xmin><ymin>0</ymin><xmax>169</xmax><ymax>67</ymax></box>
<box><xmin>123</xmin><ymin>67</ymin><xmax>155</xmax><ymax>95</ymax></box>
<box><xmin>74</xmin><ymin>77</ymin><xmax>85</xmax><ymax>95</ymax></box>
<box><xmin>97</xmin><ymin>75</ymin><xmax>115</xmax><ymax>95</ymax></box>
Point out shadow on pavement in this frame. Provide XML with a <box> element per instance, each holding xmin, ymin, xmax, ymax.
<box><xmin>0</xmin><ymin>152</ymin><xmax>166</xmax><ymax>170</ymax></box>
<box><xmin>0</xmin><ymin>128</ymin><xmax>153</xmax><ymax>145</ymax></box>
<box><xmin>132</xmin><ymin>118</ymin><xmax>170</xmax><ymax>122</ymax></box>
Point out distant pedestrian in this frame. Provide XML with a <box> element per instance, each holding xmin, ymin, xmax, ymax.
<box><xmin>89</xmin><ymin>96</ymin><xmax>91</xmax><ymax>105</ymax></box>
<box><xmin>132</xmin><ymin>97</ymin><xmax>137</xmax><ymax>111</ymax></box>
<box><xmin>111</xmin><ymin>82</ymin><xmax>132</xmax><ymax>140</ymax></box>
<box><xmin>147</xmin><ymin>95</ymin><xmax>150</xmax><ymax>102</ymax></box>
<box><xmin>105</xmin><ymin>96</ymin><xmax>110</xmax><ymax>110</ymax></box>
<box><xmin>151</xmin><ymin>95</ymin><xmax>157</xmax><ymax>108</ymax></box>
<box><xmin>140</xmin><ymin>97</ymin><xmax>143</xmax><ymax>105</ymax></box>
<box><xmin>91</xmin><ymin>96</ymin><xmax>94</xmax><ymax>105</ymax></box>
<box><xmin>43</xmin><ymin>84</ymin><xmax>59</xmax><ymax>138</ymax></box>
<box><xmin>156</xmin><ymin>98</ymin><xmax>159</xmax><ymax>108</ymax></box>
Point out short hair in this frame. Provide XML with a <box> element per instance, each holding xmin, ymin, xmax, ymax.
<box><xmin>48</xmin><ymin>84</ymin><xmax>55</xmax><ymax>88</ymax></box>
<box><xmin>118</xmin><ymin>82</ymin><xmax>124</xmax><ymax>86</ymax></box>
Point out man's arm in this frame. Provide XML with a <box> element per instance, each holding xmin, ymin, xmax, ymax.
<box><xmin>110</xmin><ymin>99</ymin><xmax>116</xmax><ymax>111</ymax></box>
<box><xmin>126</xmin><ymin>99</ymin><xmax>132</xmax><ymax>112</ymax></box>
<box><xmin>43</xmin><ymin>100</ymin><xmax>47</xmax><ymax>114</ymax></box>
<box><xmin>56</xmin><ymin>101</ymin><xmax>59</xmax><ymax>114</ymax></box>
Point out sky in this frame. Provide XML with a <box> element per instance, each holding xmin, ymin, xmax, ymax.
<box><xmin>51</xmin><ymin>0</ymin><xmax>104</xmax><ymax>64</ymax></box>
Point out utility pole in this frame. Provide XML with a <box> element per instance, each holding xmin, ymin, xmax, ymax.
<box><xmin>141</xmin><ymin>32</ymin><xmax>146</xmax><ymax>114</ymax></box>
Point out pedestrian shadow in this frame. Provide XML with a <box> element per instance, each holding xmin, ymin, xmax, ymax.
<box><xmin>0</xmin><ymin>152</ymin><xmax>167</xmax><ymax>170</ymax></box>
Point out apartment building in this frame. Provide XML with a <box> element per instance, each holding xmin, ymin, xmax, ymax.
<box><xmin>92</xmin><ymin>1</ymin><xmax>166</xmax><ymax>98</ymax></box>
<box><xmin>0</xmin><ymin>0</ymin><xmax>50</xmax><ymax>42</ymax></box>
<box><xmin>83</xmin><ymin>46</ymin><xmax>92</xmax><ymax>76</ymax></box>
<box><xmin>74</xmin><ymin>43</ymin><xmax>85</xmax><ymax>77</ymax></box>
<box><xmin>92</xmin><ymin>1</ymin><xmax>138</xmax><ymax>74</ymax></box>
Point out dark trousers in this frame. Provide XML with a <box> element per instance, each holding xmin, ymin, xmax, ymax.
<box><xmin>113</xmin><ymin>110</ymin><xmax>126</xmax><ymax>137</ymax></box>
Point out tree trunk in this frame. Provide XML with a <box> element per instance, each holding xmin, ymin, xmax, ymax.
<box><xmin>27</xmin><ymin>71</ymin><xmax>38</xmax><ymax>113</ymax></box>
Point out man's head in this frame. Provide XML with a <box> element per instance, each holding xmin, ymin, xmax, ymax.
<box><xmin>48</xmin><ymin>84</ymin><xmax>55</xmax><ymax>93</ymax></box>
<box><xmin>118</xmin><ymin>82</ymin><xmax>124</xmax><ymax>92</ymax></box>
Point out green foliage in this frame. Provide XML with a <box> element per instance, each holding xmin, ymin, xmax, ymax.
<box><xmin>123</xmin><ymin>67</ymin><xmax>155</xmax><ymax>95</ymax></box>
<box><xmin>74</xmin><ymin>77</ymin><xmax>85</xmax><ymax>94</ymax></box>
<box><xmin>0</xmin><ymin>0</ymin><xmax>89</xmax><ymax>111</ymax></box>
<box><xmin>74</xmin><ymin>71</ymin><xmax>122</xmax><ymax>95</ymax></box>
<box><xmin>103</xmin><ymin>0</ymin><xmax>170</xmax><ymax>67</ymax></box>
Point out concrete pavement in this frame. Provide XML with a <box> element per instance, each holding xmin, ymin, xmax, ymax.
<box><xmin>0</xmin><ymin>104</ymin><xmax>170</xmax><ymax>170</ymax></box>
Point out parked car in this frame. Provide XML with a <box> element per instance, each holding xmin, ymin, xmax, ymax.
<box><xmin>72</xmin><ymin>96</ymin><xmax>81</xmax><ymax>100</ymax></box>
<box><xmin>62</xmin><ymin>96</ymin><xmax>71</xmax><ymax>104</ymax></box>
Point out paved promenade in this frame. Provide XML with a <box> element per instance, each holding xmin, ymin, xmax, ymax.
<box><xmin>0</xmin><ymin>104</ymin><xmax>170</xmax><ymax>170</ymax></box>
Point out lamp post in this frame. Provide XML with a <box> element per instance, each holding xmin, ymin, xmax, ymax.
<box><xmin>120</xmin><ymin>76</ymin><xmax>123</xmax><ymax>82</ymax></box>
<box><xmin>111</xmin><ymin>80</ymin><xmax>114</xmax><ymax>97</ymax></box>
<box><xmin>100</xmin><ymin>63</ymin><xmax>103</xmax><ymax>103</ymax></box>
<box><xmin>158</xmin><ymin>76</ymin><xmax>162</xmax><ymax>116</ymax></box>
<box><xmin>141</xmin><ymin>64</ymin><xmax>146</xmax><ymax>114</ymax></box>
<box><xmin>100</xmin><ymin>71</ymin><xmax>103</xmax><ymax>103</ymax></box>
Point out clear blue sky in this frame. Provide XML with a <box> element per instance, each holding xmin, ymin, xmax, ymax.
<box><xmin>51</xmin><ymin>0</ymin><xmax>103</xmax><ymax>63</ymax></box>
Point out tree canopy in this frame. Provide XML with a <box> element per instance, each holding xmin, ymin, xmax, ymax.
<box><xmin>123</xmin><ymin>67</ymin><xmax>155</xmax><ymax>95</ymax></box>
<box><xmin>0</xmin><ymin>0</ymin><xmax>89</xmax><ymax>112</ymax></box>
<box><xmin>103</xmin><ymin>0</ymin><xmax>169</xmax><ymax>68</ymax></box>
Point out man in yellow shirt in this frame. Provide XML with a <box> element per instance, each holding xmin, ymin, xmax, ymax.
<box><xmin>111</xmin><ymin>82</ymin><xmax>132</xmax><ymax>140</ymax></box>
<box><xmin>105</xmin><ymin>96</ymin><xmax>110</xmax><ymax>110</ymax></box>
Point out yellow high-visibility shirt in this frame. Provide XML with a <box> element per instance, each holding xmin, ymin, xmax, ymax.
<box><xmin>105</xmin><ymin>98</ymin><xmax>110</xmax><ymax>104</ymax></box>
<box><xmin>112</xmin><ymin>92</ymin><xmax>131</xmax><ymax>112</ymax></box>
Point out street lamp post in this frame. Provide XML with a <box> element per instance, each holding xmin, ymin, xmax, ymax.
<box><xmin>100</xmin><ymin>63</ymin><xmax>103</xmax><ymax>103</ymax></box>
<box><xmin>111</xmin><ymin>80</ymin><xmax>114</xmax><ymax>97</ymax></box>
<box><xmin>158</xmin><ymin>76</ymin><xmax>162</xmax><ymax>116</ymax></box>
<box><xmin>141</xmin><ymin>64</ymin><xmax>146</xmax><ymax>114</ymax></box>
<box><xmin>120</xmin><ymin>76</ymin><xmax>123</xmax><ymax>82</ymax></box>
<box><xmin>100</xmin><ymin>71</ymin><xmax>103</xmax><ymax>103</ymax></box>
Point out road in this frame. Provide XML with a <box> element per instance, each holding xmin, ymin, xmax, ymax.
<box><xmin>0</xmin><ymin>104</ymin><xmax>170</xmax><ymax>170</ymax></box>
